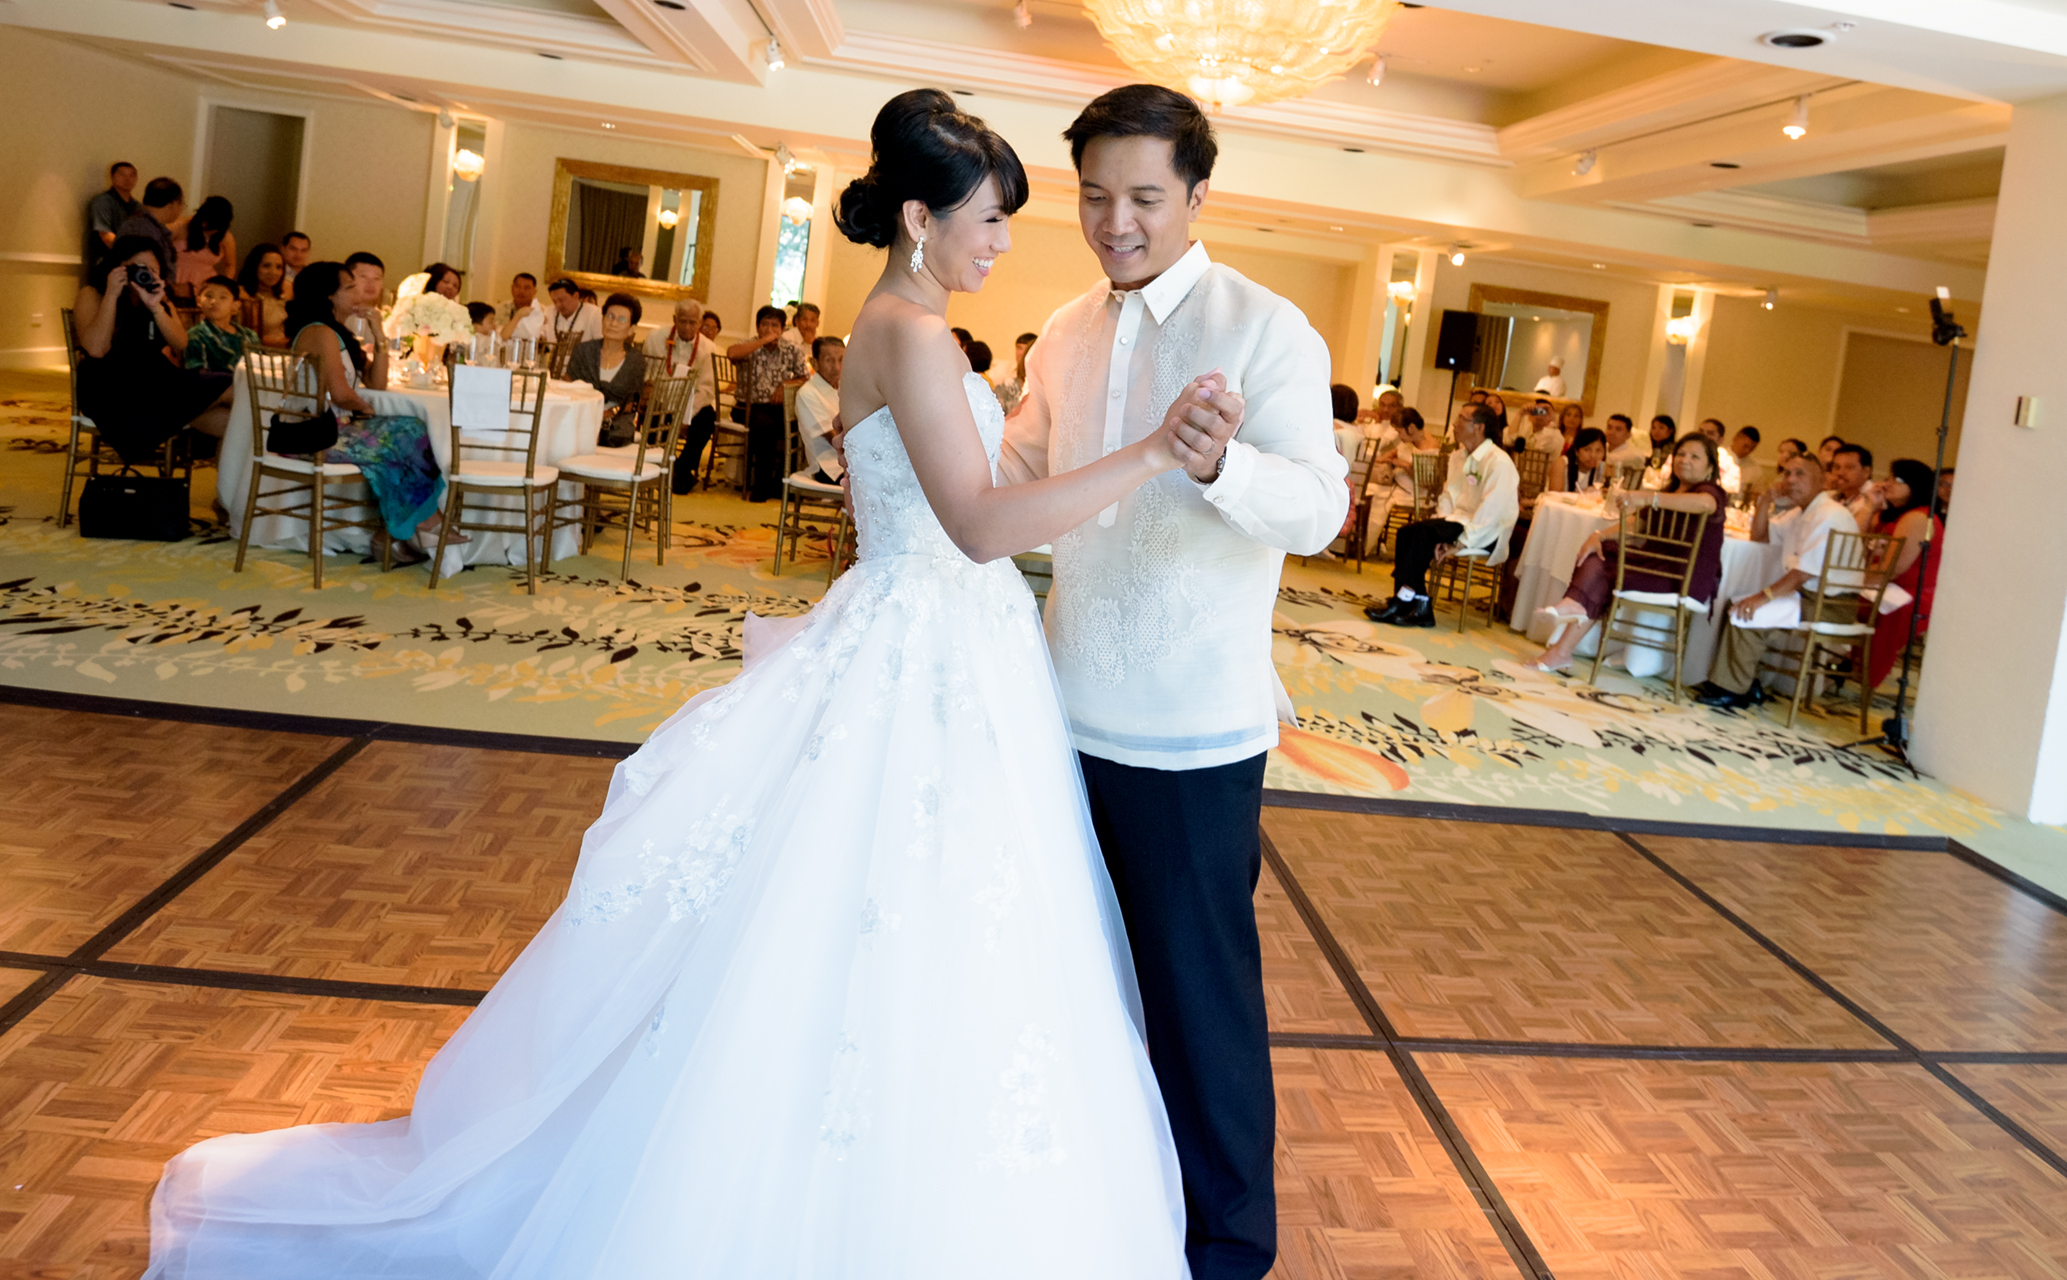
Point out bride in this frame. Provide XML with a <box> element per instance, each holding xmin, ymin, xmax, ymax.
<box><xmin>145</xmin><ymin>89</ymin><xmax>1225</xmax><ymax>1277</ymax></box>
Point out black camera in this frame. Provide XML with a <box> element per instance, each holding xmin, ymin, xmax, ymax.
<box><xmin>129</xmin><ymin>265</ymin><xmax>160</xmax><ymax>292</ymax></box>
<box><xmin>1929</xmin><ymin>294</ymin><xmax>1965</xmax><ymax>346</ymax></box>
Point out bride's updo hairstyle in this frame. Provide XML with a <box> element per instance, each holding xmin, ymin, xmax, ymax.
<box><xmin>835</xmin><ymin>88</ymin><xmax>1029</xmax><ymax>249</ymax></box>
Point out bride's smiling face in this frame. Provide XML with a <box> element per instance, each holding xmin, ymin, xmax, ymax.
<box><xmin>905</xmin><ymin>175</ymin><xmax>1012</xmax><ymax>294</ymax></box>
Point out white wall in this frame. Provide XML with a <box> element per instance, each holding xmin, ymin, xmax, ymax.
<box><xmin>1913</xmin><ymin>91</ymin><xmax>2067</xmax><ymax>822</ymax></box>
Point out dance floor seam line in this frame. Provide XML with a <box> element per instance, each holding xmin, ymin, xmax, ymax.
<box><xmin>0</xmin><ymin>733</ymin><xmax>374</xmax><ymax>1036</ymax></box>
<box><xmin>1614</xmin><ymin>830</ymin><xmax>2067</xmax><ymax>1180</ymax></box>
<box><xmin>1259</xmin><ymin>828</ymin><xmax>1556</xmax><ymax>1280</ymax></box>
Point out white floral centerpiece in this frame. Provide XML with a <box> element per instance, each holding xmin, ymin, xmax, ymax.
<box><xmin>388</xmin><ymin>292</ymin><xmax>474</xmax><ymax>376</ymax></box>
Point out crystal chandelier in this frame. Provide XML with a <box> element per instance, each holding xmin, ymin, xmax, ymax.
<box><xmin>1082</xmin><ymin>0</ymin><xmax>1400</xmax><ymax>110</ymax></box>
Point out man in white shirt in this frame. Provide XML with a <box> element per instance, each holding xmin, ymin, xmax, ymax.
<box><xmin>1730</xmin><ymin>425</ymin><xmax>1765</xmax><ymax>494</ymax></box>
<box><xmin>1367</xmin><ymin>403</ymin><xmax>1520</xmax><ymax>628</ymax></box>
<box><xmin>1534</xmin><ymin>357</ymin><xmax>1566</xmax><ymax>397</ymax></box>
<box><xmin>544</xmin><ymin>277</ymin><xmax>602</xmax><ymax>345</ymax></box>
<box><xmin>999</xmin><ymin>85</ymin><xmax>1345</xmax><ymax>1280</ymax></box>
<box><xmin>1523</xmin><ymin>400</ymin><xmax>1563</xmax><ymax>453</ymax></box>
<box><xmin>1828</xmin><ymin>442</ymin><xmax>1878</xmax><ymax>530</ymax></box>
<box><xmin>642</xmin><ymin>298</ymin><xmax>719</xmax><ymax>493</ymax></box>
<box><xmin>1698</xmin><ymin>418</ymin><xmax>1742</xmax><ymax>494</ymax></box>
<box><xmin>498</xmin><ymin>272</ymin><xmax>547</xmax><ymax>343</ymax></box>
<box><xmin>1604</xmin><ymin>413</ymin><xmax>1648</xmax><ymax>470</ymax></box>
<box><xmin>1695</xmin><ymin>452</ymin><xmax>1860</xmax><ymax>708</ymax></box>
<box><xmin>791</xmin><ymin>335</ymin><xmax>843</xmax><ymax>482</ymax></box>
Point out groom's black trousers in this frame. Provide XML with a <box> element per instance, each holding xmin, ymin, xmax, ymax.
<box><xmin>1080</xmin><ymin>750</ymin><xmax>1275</xmax><ymax>1280</ymax></box>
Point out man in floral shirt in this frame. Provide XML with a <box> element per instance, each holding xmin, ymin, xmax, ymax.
<box><xmin>725</xmin><ymin>304</ymin><xmax>810</xmax><ymax>501</ymax></box>
<box><xmin>1366</xmin><ymin>402</ymin><xmax>1518</xmax><ymax>628</ymax></box>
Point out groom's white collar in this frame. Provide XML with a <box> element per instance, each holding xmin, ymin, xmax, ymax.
<box><xmin>1108</xmin><ymin>240</ymin><xmax>1211</xmax><ymax>326</ymax></box>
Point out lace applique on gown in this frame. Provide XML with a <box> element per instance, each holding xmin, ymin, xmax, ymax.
<box><xmin>144</xmin><ymin>373</ymin><xmax>1189</xmax><ymax>1279</ymax></box>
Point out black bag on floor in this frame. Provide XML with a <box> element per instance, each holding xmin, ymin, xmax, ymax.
<box><xmin>78</xmin><ymin>469</ymin><xmax>191</xmax><ymax>541</ymax></box>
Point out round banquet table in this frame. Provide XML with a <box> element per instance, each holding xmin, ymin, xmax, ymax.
<box><xmin>219</xmin><ymin>367</ymin><xmax>607</xmax><ymax>573</ymax></box>
<box><xmin>1510</xmin><ymin>493</ymin><xmax>1783</xmax><ymax>682</ymax></box>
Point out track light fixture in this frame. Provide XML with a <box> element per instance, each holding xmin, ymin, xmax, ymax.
<box><xmin>1366</xmin><ymin>55</ymin><xmax>1386</xmax><ymax>86</ymax></box>
<box><xmin>1762</xmin><ymin>287</ymin><xmax>1778</xmax><ymax>310</ymax></box>
<box><xmin>764</xmin><ymin>37</ymin><xmax>784</xmax><ymax>70</ymax></box>
<box><xmin>1013</xmin><ymin>0</ymin><xmax>1032</xmax><ymax>29</ymax></box>
<box><xmin>1449</xmin><ymin>245</ymin><xmax>1466</xmax><ymax>267</ymax></box>
<box><xmin>263</xmin><ymin>0</ymin><xmax>285</xmax><ymax>28</ymax></box>
<box><xmin>1783</xmin><ymin>95</ymin><xmax>1809</xmax><ymax>140</ymax></box>
<box><xmin>1573</xmin><ymin>149</ymin><xmax>1596</xmax><ymax>176</ymax></box>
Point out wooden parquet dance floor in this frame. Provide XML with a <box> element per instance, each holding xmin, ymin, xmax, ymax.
<box><xmin>2</xmin><ymin>696</ymin><xmax>2064</xmax><ymax>1278</ymax></box>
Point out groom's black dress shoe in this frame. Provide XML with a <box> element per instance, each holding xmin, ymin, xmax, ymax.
<box><xmin>1694</xmin><ymin>681</ymin><xmax>1763</xmax><ymax>709</ymax></box>
<box><xmin>1383</xmin><ymin>597</ymin><xmax>1436</xmax><ymax>628</ymax></box>
<box><xmin>1365</xmin><ymin>598</ymin><xmax>1407</xmax><ymax>624</ymax></box>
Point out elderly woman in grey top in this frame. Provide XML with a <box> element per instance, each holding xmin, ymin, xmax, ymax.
<box><xmin>567</xmin><ymin>291</ymin><xmax>648</xmax><ymax>445</ymax></box>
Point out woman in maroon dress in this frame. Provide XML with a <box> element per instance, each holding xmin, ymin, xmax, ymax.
<box><xmin>1859</xmin><ymin>457</ymin><xmax>1942</xmax><ymax>690</ymax></box>
<box><xmin>1525</xmin><ymin>433</ymin><xmax>1726</xmax><ymax>674</ymax></box>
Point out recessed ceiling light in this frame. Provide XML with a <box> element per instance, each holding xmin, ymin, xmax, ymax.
<box><xmin>951</xmin><ymin>88</ymin><xmax>974</xmax><ymax>96</ymax></box>
<box><xmin>601</xmin><ymin>122</ymin><xmax>615</xmax><ymax>128</ymax></box>
<box><xmin>654</xmin><ymin>0</ymin><xmax>686</xmax><ymax>7</ymax></box>
<box><xmin>1710</xmin><ymin>161</ymin><xmax>1741</xmax><ymax>169</ymax></box>
<box><xmin>1691</xmin><ymin>221</ymin><xmax>1715</xmax><ymax>228</ymax></box>
<box><xmin>1257</xmin><ymin>226</ymin><xmax>1275</xmax><ymax>233</ymax></box>
<box><xmin>1591</xmin><ymin>262</ymin><xmax>1605</xmax><ymax>269</ymax></box>
<box><xmin>1329</xmin><ymin>224</ymin><xmax>1343</xmax><ymax>231</ymax></box>
<box><xmin>539</xmin><ymin>51</ymin><xmax>563</xmax><ymax>59</ymax></box>
<box><xmin>168</xmin><ymin>2</ymin><xmax>196</xmax><ymax>8</ymax></box>
<box><xmin>1342</xmin><ymin>146</ymin><xmax>1365</xmax><ymax>153</ymax></box>
<box><xmin>1761</xmin><ymin>29</ymin><xmax>1829</xmax><ymax>48</ymax></box>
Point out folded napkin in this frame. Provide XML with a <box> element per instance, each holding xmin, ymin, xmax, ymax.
<box><xmin>450</xmin><ymin>366</ymin><xmax>512</xmax><ymax>433</ymax></box>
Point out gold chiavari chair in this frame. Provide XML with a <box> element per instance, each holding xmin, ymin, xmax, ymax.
<box><xmin>1758</xmin><ymin>529</ymin><xmax>1904</xmax><ymax>732</ymax></box>
<box><xmin>548</xmin><ymin>373</ymin><xmax>694</xmax><ymax>580</ymax></box>
<box><xmin>1586</xmin><ymin>504</ymin><xmax>1712</xmax><ymax>702</ymax></box>
<box><xmin>1378</xmin><ymin>451</ymin><xmax>1444</xmax><ymax>556</ymax></box>
<box><xmin>429</xmin><ymin>368</ymin><xmax>557</xmax><ymax>594</ymax></box>
<box><xmin>546</xmin><ymin>335</ymin><xmax>579</xmax><ymax>380</ymax></box>
<box><xmin>1614</xmin><ymin>461</ymin><xmax>1647</xmax><ymax>491</ymax></box>
<box><xmin>233</xmin><ymin>349</ymin><xmax>390</xmax><ymax>586</ymax></box>
<box><xmin>703</xmin><ymin>354</ymin><xmax>751</xmax><ymax>491</ymax></box>
<box><xmin>1514</xmin><ymin>448</ymin><xmax>1553</xmax><ymax>507</ymax></box>
<box><xmin>773</xmin><ymin>382</ymin><xmax>851</xmax><ymax>582</ymax></box>
<box><xmin>1430</xmin><ymin>536</ymin><xmax>1509</xmax><ymax>633</ymax></box>
<box><xmin>58</xmin><ymin>308</ymin><xmax>193</xmax><ymax>527</ymax></box>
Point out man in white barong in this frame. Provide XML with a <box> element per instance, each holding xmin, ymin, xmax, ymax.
<box><xmin>999</xmin><ymin>84</ymin><xmax>1347</xmax><ymax>1280</ymax></box>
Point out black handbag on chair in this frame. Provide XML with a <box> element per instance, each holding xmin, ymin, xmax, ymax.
<box><xmin>267</xmin><ymin>407</ymin><xmax>341</xmax><ymax>456</ymax></box>
<box><xmin>78</xmin><ymin>468</ymin><xmax>191</xmax><ymax>541</ymax></box>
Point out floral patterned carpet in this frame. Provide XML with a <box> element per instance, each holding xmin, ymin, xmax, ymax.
<box><xmin>3</xmin><ymin>372</ymin><xmax>2062</xmax><ymax>896</ymax></box>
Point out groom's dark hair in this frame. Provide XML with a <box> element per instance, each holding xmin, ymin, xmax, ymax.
<box><xmin>1063</xmin><ymin>85</ymin><xmax>1218</xmax><ymax>194</ymax></box>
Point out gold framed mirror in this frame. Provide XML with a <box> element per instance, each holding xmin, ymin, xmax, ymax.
<box><xmin>546</xmin><ymin>158</ymin><xmax>719</xmax><ymax>301</ymax></box>
<box><xmin>1466</xmin><ymin>283</ymin><xmax>1610</xmax><ymax>416</ymax></box>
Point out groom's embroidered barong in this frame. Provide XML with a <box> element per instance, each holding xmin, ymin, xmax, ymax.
<box><xmin>1000</xmin><ymin>240</ymin><xmax>1345</xmax><ymax>1280</ymax></box>
<box><xmin>1000</xmin><ymin>241</ymin><xmax>1347</xmax><ymax>767</ymax></box>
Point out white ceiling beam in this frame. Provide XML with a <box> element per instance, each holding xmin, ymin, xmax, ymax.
<box><xmin>759</xmin><ymin>0</ymin><xmax>843</xmax><ymax>61</ymax></box>
<box><xmin>586</xmin><ymin>0</ymin><xmax>767</xmax><ymax>83</ymax></box>
<box><xmin>1867</xmin><ymin>198</ymin><xmax>1996</xmax><ymax>246</ymax></box>
<box><xmin>1497</xmin><ymin>58</ymin><xmax>1848</xmax><ymax>163</ymax></box>
<box><xmin>303</xmin><ymin>0</ymin><xmax>664</xmax><ymax>67</ymax></box>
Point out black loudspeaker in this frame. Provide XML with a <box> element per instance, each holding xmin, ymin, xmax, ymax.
<box><xmin>1434</xmin><ymin>309</ymin><xmax>1480</xmax><ymax>371</ymax></box>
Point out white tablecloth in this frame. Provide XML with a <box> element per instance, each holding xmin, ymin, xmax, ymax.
<box><xmin>220</xmin><ymin>368</ymin><xmax>607</xmax><ymax>572</ymax></box>
<box><xmin>1511</xmin><ymin>495</ymin><xmax>1783</xmax><ymax>682</ymax></box>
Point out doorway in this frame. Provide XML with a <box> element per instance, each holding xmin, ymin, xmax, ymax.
<box><xmin>201</xmin><ymin>105</ymin><xmax>306</xmax><ymax>252</ymax></box>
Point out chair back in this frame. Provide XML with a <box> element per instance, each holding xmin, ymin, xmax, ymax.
<box><xmin>448</xmin><ymin>367</ymin><xmax>551</xmax><ymax>480</ymax></box>
<box><xmin>1408</xmin><ymin>452</ymin><xmax>1445</xmax><ymax>520</ymax></box>
<box><xmin>60</xmin><ymin>308</ymin><xmax>86</xmax><ymax>423</ymax></box>
<box><xmin>243</xmin><ymin>348</ymin><xmax>327</xmax><ymax>457</ymax></box>
<box><xmin>713</xmin><ymin>354</ymin><xmax>744</xmax><ymax>418</ymax></box>
<box><xmin>628</xmin><ymin>373</ymin><xmax>694</xmax><ymax>479</ymax></box>
<box><xmin>546</xmin><ymin>336</ymin><xmax>578</xmax><ymax>379</ymax></box>
<box><xmin>1610</xmin><ymin>504</ymin><xmax>1710</xmax><ymax>602</ymax></box>
<box><xmin>1807</xmin><ymin>530</ymin><xmax>1902</xmax><ymax>617</ymax></box>
<box><xmin>1514</xmin><ymin>449</ymin><xmax>1552</xmax><ymax>504</ymax></box>
<box><xmin>1614</xmin><ymin>461</ymin><xmax>1646</xmax><ymax>491</ymax></box>
<box><xmin>783</xmin><ymin>381</ymin><xmax>804</xmax><ymax>474</ymax></box>
<box><xmin>1347</xmin><ymin>436</ymin><xmax>1381</xmax><ymax>498</ymax></box>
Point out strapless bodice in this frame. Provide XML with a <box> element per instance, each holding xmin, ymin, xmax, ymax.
<box><xmin>843</xmin><ymin>372</ymin><xmax>1003</xmax><ymax>563</ymax></box>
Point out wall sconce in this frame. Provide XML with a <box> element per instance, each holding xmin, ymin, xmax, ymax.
<box><xmin>782</xmin><ymin>196</ymin><xmax>813</xmax><ymax>224</ymax></box>
<box><xmin>656</xmin><ymin>207</ymin><xmax>680</xmax><ymax>229</ymax></box>
<box><xmin>451</xmin><ymin>148</ymin><xmax>485</xmax><ymax>181</ymax></box>
<box><xmin>1665</xmin><ymin>315</ymin><xmax>1699</xmax><ymax>345</ymax></box>
<box><xmin>1386</xmin><ymin>280</ymin><xmax>1416</xmax><ymax>302</ymax></box>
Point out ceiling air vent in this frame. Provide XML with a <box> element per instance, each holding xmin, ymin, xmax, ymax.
<box><xmin>1760</xmin><ymin>29</ymin><xmax>1829</xmax><ymax>49</ymax></box>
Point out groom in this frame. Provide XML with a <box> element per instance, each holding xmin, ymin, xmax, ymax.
<box><xmin>999</xmin><ymin>84</ymin><xmax>1347</xmax><ymax>1280</ymax></box>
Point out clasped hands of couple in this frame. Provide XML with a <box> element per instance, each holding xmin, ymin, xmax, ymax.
<box><xmin>829</xmin><ymin>370</ymin><xmax>1247</xmax><ymax>509</ymax></box>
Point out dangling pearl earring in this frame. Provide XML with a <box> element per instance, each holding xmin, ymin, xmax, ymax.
<box><xmin>909</xmin><ymin>236</ymin><xmax>926</xmax><ymax>274</ymax></box>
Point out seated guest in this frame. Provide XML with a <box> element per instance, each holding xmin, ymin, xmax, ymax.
<box><xmin>1857</xmin><ymin>457</ymin><xmax>1942</xmax><ymax>691</ymax></box>
<box><xmin>1516</xmin><ymin>399</ymin><xmax>1560</xmax><ymax>453</ymax></box>
<box><xmin>1777</xmin><ymin>437</ymin><xmax>1808</xmax><ymax>465</ymax></box>
<box><xmin>183</xmin><ymin>276</ymin><xmax>252</xmax><ymax>374</ymax></box>
<box><xmin>545</xmin><ymin>277</ymin><xmax>601</xmax><ymax>346</ymax></box>
<box><xmin>967</xmin><ymin>339</ymin><xmax>995</xmax><ymax>386</ymax></box>
<box><xmin>1937</xmin><ymin>467</ymin><xmax>1955</xmax><ymax>519</ymax></box>
<box><xmin>794</xmin><ymin>336</ymin><xmax>845</xmax><ymax>483</ymax></box>
<box><xmin>237</xmin><ymin>243</ymin><xmax>290</xmax><ymax>348</ymax></box>
<box><xmin>1362</xmin><ymin>407</ymin><xmax>1436</xmax><ymax>553</ymax></box>
<box><xmin>423</xmin><ymin>263</ymin><xmax>463</xmax><ymax>300</ymax></box>
<box><xmin>1827</xmin><ymin>442</ymin><xmax>1876</xmax><ymax>529</ymax></box>
<box><xmin>1365</xmin><ymin>388</ymin><xmax>1404</xmax><ymax>439</ymax></box>
<box><xmin>1476</xmin><ymin>392</ymin><xmax>1508</xmax><ymax>449</ymax></box>
<box><xmin>950</xmin><ymin>326</ymin><xmax>973</xmax><ymax>352</ymax></box>
<box><xmin>566</xmin><ymin>292</ymin><xmax>648</xmax><ymax>446</ymax></box>
<box><xmin>345</xmin><ymin>252</ymin><xmax>385</xmax><ymax>308</ymax></box>
<box><xmin>74</xmin><ymin>235</ymin><xmax>233</xmax><ymax>461</ymax></box>
<box><xmin>1330</xmin><ymin>384</ymin><xmax>1361</xmax><ymax>461</ymax></box>
<box><xmin>281</xmin><ymin>231</ymin><xmax>311</xmax><ymax>291</ymax></box>
<box><xmin>700</xmin><ymin>310</ymin><xmax>722</xmax><ymax>342</ymax></box>
<box><xmin>1526</xmin><ymin>433</ymin><xmax>1725</xmax><ymax>672</ymax></box>
<box><xmin>1693</xmin><ymin>452</ymin><xmax>1858</xmax><ymax>708</ymax></box>
<box><xmin>1817</xmin><ymin>434</ymin><xmax>1845</xmax><ymax>466</ymax></box>
<box><xmin>284</xmin><ymin>260</ymin><xmax>452</xmax><ymax>560</ymax></box>
<box><xmin>1557</xmin><ymin>402</ymin><xmax>1585</xmax><ymax>453</ymax></box>
<box><xmin>782</xmin><ymin>302</ymin><xmax>821</xmax><ymax>354</ymax></box>
<box><xmin>84</xmin><ymin>161</ymin><xmax>140</xmax><ymax>268</ymax></box>
<box><xmin>1730</xmin><ymin>425</ymin><xmax>1764</xmax><ymax>492</ymax></box>
<box><xmin>1604</xmin><ymin>413</ymin><xmax>1648</xmax><ymax>469</ymax></box>
<box><xmin>466</xmin><ymin>302</ymin><xmax>498</xmax><ymax>337</ymax></box>
<box><xmin>1552</xmin><ymin>427</ymin><xmax>1609</xmax><ymax>493</ymax></box>
<box><xmin>173</xmin><ymin>196</ymin><xmax>236</xmax><ymax>303</ymax></box>
<box><xmin>116</xmin><ymin>177</ymin><xmax>183</xmax><ymax>276</ymax></box>
<box><xmin>1647</xmin><ymin>414</ymin><xmax>1677</xmax><ymax>467</ymax></box>
<box><xmin>499</xmin><ymin>272</ymin><xmax>546</xmax><ymax>342</ymax></box>
<box><xmin>1365</xmin><ymin>404</ymin><xmax>1518</xmax><ymax>628</ymax></box>
<box><xmin>995</xmin><ymin>331</ymin><xmax>1037</xmax><ymax>415</ymax></box>
<box><xmin>643</xmin><ymin>298</ymin><xmax>717</xmax><ymax>494</ymax></box>
<box><xmin>1697</xmin><ymin>418</ymin><xmax>1741</xmax><ymax>494</ymax></box>
<box><xmin>726</xmin><ymin>305</ymin><xmax>811</xmax><ymax>502</ymax></box>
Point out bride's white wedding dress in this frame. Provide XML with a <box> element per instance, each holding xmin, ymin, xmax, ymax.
<box><xmin>146</xmin><ymin>373</ymin><xmax>1189</xmax><ymax>1278</ymax></box>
